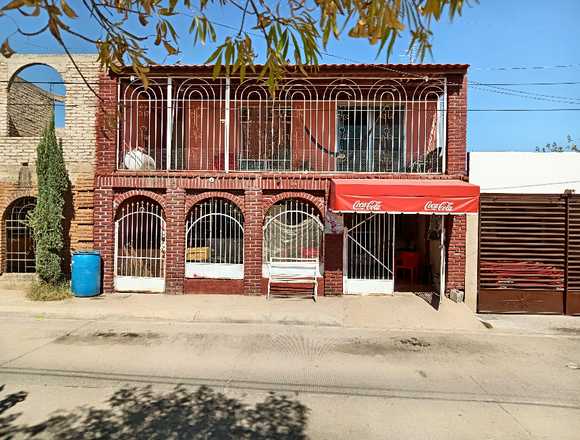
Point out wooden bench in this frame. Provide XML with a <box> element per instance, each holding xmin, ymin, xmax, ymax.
<box><xmin>267</xmin><ymin>257</ymin><xmax>319</xmax><ymax>301</ymax></box>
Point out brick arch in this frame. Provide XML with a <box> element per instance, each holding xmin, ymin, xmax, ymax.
<box><xmin>185</xmin><ymin>192</ymin><xmax>245</xmax><ymax>218</ymax></box>
<box><xmin>7</xmin><ymin>62</ymin><xmax>67</xmax><ymax>91</ymax></box>
<box><xmin>6</xmin><ymin>62</ymin><xmax>67</xmax><ymax>137</ymax></box>
<box><xmin>113</xmin><ymin>190</ymin><xmax>166</xmax><ymax>213</ymax></box>
<box><xmin>1</xmin><ymin>195</ymin><xmax>37</xmax><ymax>274</ymax></box>
<box><xmin>1</xmin><ymin>191</ymin><xmax>37</xmax><ymax>218</ymax></box>
<box><xmin>262</xmin><ymin>192</ymin><xmax>325</xmax><ymax>219</ymax></box>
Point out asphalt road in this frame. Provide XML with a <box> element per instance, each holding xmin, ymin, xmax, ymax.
<box><xmin>1</xmin><ymin>315</ymin><xmax>579</xmax><ymax>439</ymax></box>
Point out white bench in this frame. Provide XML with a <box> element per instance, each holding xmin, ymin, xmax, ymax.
<box><xmin>267</xmin><ymin>257</ymin><xmax>319</xmax><ymax>301</ymax></box>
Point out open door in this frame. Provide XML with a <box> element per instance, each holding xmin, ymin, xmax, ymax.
<box><xmin>344</xmin><ymin>213</ymin><xmax>395</xmax><ymax>294</ymax></box>
<box><xmin>439</xmin><ymin>218</ymin><xmax>446</xmax><ymax>300</ymax></box>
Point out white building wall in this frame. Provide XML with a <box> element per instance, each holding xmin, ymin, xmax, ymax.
<box><xmin>469</xmin><ymin>152</ymin><xmax>580</xmax><ymax>194</ymax></box>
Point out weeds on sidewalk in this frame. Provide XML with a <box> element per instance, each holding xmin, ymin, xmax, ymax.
<box><xmin>26</xmin><ymin>281</ymin><xmax>72</xmax><ymax>301</ymax></box>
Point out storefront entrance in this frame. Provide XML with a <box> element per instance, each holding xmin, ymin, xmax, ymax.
<box><xmin>343</xmin><ymin>213</ymin><xmax>445</xmax><ymax>297</ymax></box>
<box><xmin>329</xmin><ymin>177</ymin><xmax>479</xmax><ymax>298</ymax></box>
<box><xmin>344</xmin><ymin>213</ymin><xmax>395</xmax><ymax>294</ymax></box>
<box><xmin>394</xmin><ymin>214</ymin><xmax>445</xmax><ymax>300</ymax></box>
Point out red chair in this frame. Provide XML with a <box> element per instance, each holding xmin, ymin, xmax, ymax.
<box><xmin>396</xmin><ymin>251</ymin><xmax>421</xmax><ymax>284</ymax></box>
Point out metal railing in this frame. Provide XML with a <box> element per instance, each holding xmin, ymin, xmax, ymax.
<box><xmin>185</xmin><ymin>197</ymin><xmax>244</xmax><ymax>279</ymax></box>
<box><xmin>117</xmin><ymin>76</ymin><xmax>447</xmax><ymax>173</ymax></box>
<box><xmin>4</xmin><ymin>197</ymin><xmax>36</xmax><ymax>273</ymax></box>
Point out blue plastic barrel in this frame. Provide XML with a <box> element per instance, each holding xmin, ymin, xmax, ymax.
<box><xmin>71</xmin><ymin>250</ymin><xmax>101</xmax><ymax>297</ymax></box>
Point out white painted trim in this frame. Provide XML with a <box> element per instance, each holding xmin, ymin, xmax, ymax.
<box><xmin>262</xmin><ymin>262</ymin><xmax>323</xmax><ymax>278</ymax></box>
<box><xmin>344</xmin><ymin>279</ymin><xmax>394</xmax><ymax>295</ymax></box>
<box><xmin>114</xmin><ymin>276</ymin><xmax>165</xmax><ymax>293</ymax></box>
<box><xmin>185</xmin><ymin>263</ymin><xmax>244</xmax><ymax>279</ymax></box>
<box><xmin>440</xmin><ymin>217</ymin><xmax>446</xmax><ymax>296</ymax></box>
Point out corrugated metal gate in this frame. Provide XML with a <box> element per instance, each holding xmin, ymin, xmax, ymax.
<box><xmin>479</xmin><ymin>194</ymin><xmax>580</xmax><ymax>315</ymax></box>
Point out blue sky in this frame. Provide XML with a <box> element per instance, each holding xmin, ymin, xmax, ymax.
<box><xmin>3</xmin><ymin>0</ymin><xmax>579</xmax><ymax>151</ymax></box>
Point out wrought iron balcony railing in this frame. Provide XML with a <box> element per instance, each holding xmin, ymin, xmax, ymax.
<box><xmin>116</xmin><ymin>76</ymin><xmax>448</xmax><ymax>174</ymax></box>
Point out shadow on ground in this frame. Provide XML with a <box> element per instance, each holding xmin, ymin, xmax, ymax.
<box><xmin>0</xmin><ymin>383</ymin><xmax>309</xmax><ymax>439</ymax></box>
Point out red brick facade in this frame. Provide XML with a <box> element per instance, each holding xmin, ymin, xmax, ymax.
<box><xmin>94</xmin><ymin>65</ymin><xmax>470</xmax><ymax>296</ymax></box>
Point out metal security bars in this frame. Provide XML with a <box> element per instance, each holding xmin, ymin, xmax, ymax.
<box><xmin>118</xmin><ymin>79</ymin><xmax>168</xmax><ymax>171</ymax></box>
<box><xmin>344</xmin><ymin>213</ymin><xmax>395</xmax><ymax>294</ymax></box>
<box><xmin>4</xmin><ymin>197</ymin><xmax>36</xmax><ymax>273</ymax></box>
<box><xmin>185</xmin><ymin>198</ymin><xmax>244</xmax><ymax>279</ymax></box>
<box><xmin>263</xmin><ymin>199</ymin><xmax>323</xmax><ymax>264</ymax></box>
<box><xmin>114</xmin><ymin>198</ymin><xmax>166</xmax><ymax>292</ymax></box>
<box><xmin>118</xmin><ymin>76</ymin><xmax>446</xmax><ymax>173</ymax></box>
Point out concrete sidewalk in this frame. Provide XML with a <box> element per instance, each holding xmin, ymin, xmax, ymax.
<box><xmin>477</xmin><ymin>313</ymin><xmax>580</xmax><ymax>336</ymax></box>
<box><xmin>0</xmin><ymin>289</ymin><xmax>487</xmax><ymax>332</ymax></box>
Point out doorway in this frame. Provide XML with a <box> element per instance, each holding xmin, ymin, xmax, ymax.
<box><xmin>395</xmin><ymin>214</ymin><xmax>445</xmax><ymax>306</ymax></box>
<box><xmin>114</xmin><ymin>198</ymin><xmax>166</xmax><ymax>292</ymax></box>
<box><xmin>343</xmin><ymin>213</ymin><xmax>395</xmax><ymax>294</ymax></box>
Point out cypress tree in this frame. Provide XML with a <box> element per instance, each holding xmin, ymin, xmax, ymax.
<box><xmin>29</xmin><ymin>116</ymin><xmax>69</xmax><ymax>284</ymax></box>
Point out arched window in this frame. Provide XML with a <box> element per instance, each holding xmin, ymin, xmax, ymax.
<box><xmin>114</xmin><ymin>197</ymin><xmax>165</xmax><ymax>292</ymax></box>
<box><xmin>8</xmin><ymin>64</ymin><xmax>65</xmax><ymax>137</ymax></box>
<box><xmin>4</xmin><ymin>197</ymin><xmax>36</xmax><ymax>273</ymax></box>
<box><xmin>263</xmin><ymin>198</ymin><xmax>323</xmax><ymax>264</ymax></box>
<box><xmin>185</xmin><ymin>198</ymin><xmax>244</xmax><ymax>279</ymax></box>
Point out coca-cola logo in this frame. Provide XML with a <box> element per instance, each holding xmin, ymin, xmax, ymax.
<box><xmin>424</xmin><ymin>201</ymin><xmax>454</xmax><ymax>212</ymax></box>
<box><xmin>352</xmin><ymin>200</ymin><xmax>382</xmax><ymax>211</ymax></box>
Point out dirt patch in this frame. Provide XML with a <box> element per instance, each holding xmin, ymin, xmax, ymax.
<box><xmin>479</xmin><ymin>320</ymin><xmax>494</xmax><ymax>329</ymax></box>
<box><xmin>334</xmin><ymin>336</ymin><xmax>432</xmax><ymax>356</ymax></box>
<box><xmin>417</xmin><ymin>370</ymin><xmax>428</xmax><ymax>378</ymax></box>
<box><xmin>552</xmin><ymin>327</ymin><xmax>580</xmax><ymax>336</ymax></box>
<box><xmin>398</xmin><ymin>337</ymin><xmax>430</xmax><ymax>348</ymax></box>
<box><xmin>55</xmin><ymin>331</ymin><xmax>161</xmax><ymax>345</ymax></box>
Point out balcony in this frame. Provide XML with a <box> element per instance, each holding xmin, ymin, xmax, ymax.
<box><xmin>116</xmin><ymin>76</ymin><xmax>447</xmax><ymax>174</ymax></box>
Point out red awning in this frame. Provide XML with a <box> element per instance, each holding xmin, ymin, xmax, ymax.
<box><xmin>329</xmin><ymin>179</ymin><xmax>480</xmax><ymax>214</ymax></box>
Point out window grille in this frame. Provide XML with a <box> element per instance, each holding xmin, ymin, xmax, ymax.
<box><xmin>118</xmin><ymin>79</ymin><xmax>168</xmax><ymax>171</ymax></box>
<box><xmin>117</xmin><ymin>76</ymin><xmax>447</xmax><ymax>173</ymax></box>
<box><xmin>114</xmin><ymin>198</ymin><xmax>166</xmax><ymax>288</ymax></box>
<box><xmin>4</xmin><ymin>197</ymin><xmax>36</xmax><ymax>273</ymax></box>
<box><xmin>185</xmin><ymin>198</ymin><xmax>244</xmax><ymax>279</ymax></box>
<box><xmin>263</xmin><ymin>199</ymin><xmax>323</xmax><ymax>263</ymax></box>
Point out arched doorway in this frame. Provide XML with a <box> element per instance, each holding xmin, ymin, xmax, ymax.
<box><xmin>263</xmin><ymin>198</ymin><xmax>324</xmax><ymax>277</ymax></box>
<box><xmin>4</xmin><ymin>197</ymin><xmax>36</xmax><ymax>273</ymax></box>
<box><xmin>114</xmin><ymin>197</ymin><xmax>166</xmax><ymax>292</ymax></box>
<box><xmin>185</xmin><ymin>198</ymin><xmax>244</xmax><ymax>279</ymax></box>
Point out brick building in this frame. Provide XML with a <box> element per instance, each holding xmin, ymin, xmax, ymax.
<box><xmin>94</xmin><ymin>63</ymin><xmax>479</xmax><ymax>297</ymax></box>
<box><xmin>0</xmin><ymin>54</ymin><xmax>99</xmax><ymax>276</ymax></box>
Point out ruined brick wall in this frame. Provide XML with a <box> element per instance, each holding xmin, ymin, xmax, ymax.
<box><xmin>7</xmin><ymin>77</ymin><xmax>61</xmax><ymax>137</ymax></box>
<box><xmin>0</xmin><ymin>54</ymin><xmax>100</xmax><ymax>274</ymax></box>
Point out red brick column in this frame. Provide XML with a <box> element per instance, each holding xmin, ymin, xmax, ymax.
<box><xmin>93</xmin><ymin>188</ymin><xmax>114</xmax><ymax>293</ymax></box>
<box><xmin>324</xmin><ymin>233</ymin><xmax>343</xmax><ymax>295</ymax></box>
<box><xmin>165</xmin><ymin>187</ymin><xmax>185</xmax><ymax>294</ymax></box>
<box><xmin>446</xmin><ymin>73</ymin><xmax>467</xmax><ymax>177</ymax></box>
<box><xmin>96</xmin><ymin>73</ymin><xmax>117</xmax><ymax>175</ymax></box>
<box><xmin>446</xmin><ymin>215</ymin><xmax>466</xmax><ymax>294</ymax></box>
<box><xmin>244</xmin><ymin>189</ymin><xmax>263</xmax><ymax>295</ymax></box>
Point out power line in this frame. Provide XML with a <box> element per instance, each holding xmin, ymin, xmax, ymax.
<box><xmin>5</xmin><ymin>101</ymin><xmax>580</xmax><ymax>112</ymax></box>
<box><xmin>7</xmin><ymin>16</ymin><xmax>580</xmax><ymax>107</ymax></box>
<box><xmin>471</xmin><ymin>63</ymin><xmax>580</xmax><ymax>71</ymax></box>
<box><xmin>478</xmin><ymin>81</ymin><xmax>580</xmax><ymax>86</ymax></box>
<box><xmin>469</xmin><ymin>83</ymin><xmax>580</xmax><ymax>106</ymax></box>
